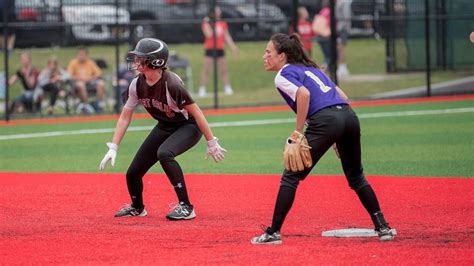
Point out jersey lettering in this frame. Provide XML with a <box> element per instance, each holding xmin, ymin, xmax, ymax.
<box><xmin>149</xmin><ymin>99</ymin><xmax>175</xmax><ymax>118</ymax></box>
<box><xmin>140</xmin><ymin>98</ymin><xmax>151</xmax><ymax>108</ymax></box>
<box><xmin>151</xmin><ymin>99</ymin><xmax>162</xmax><ymax>110</ymax></box>
<box><xmin>127</xmin><ymin>71</ymin><xmax>195</xmax><ymax>123</ymax></box>
<box><xmin>305</xmin><ymin>71</ymin><xmax>332</xmax><ymax>93</ymax></box>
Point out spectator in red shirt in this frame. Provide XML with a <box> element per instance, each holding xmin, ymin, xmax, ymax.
<box><xmin>198</xmin><ymin>5</ymin><xmax>239</xmax><ymax>98</ymax></box>
<box><xmin>290</xmin><ymin>6</ymin><xmax>315</xmax><ymax>57</ymax></box>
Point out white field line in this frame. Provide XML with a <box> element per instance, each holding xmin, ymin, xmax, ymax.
<box><xmin>1</xmin><ymin>107</ymin><xmax>473</xmax><ymax>141</ymax></box>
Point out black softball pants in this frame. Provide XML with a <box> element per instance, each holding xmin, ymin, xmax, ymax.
<box><xmin>126</xmin><ymin>122</ymin><xmax>202</xmax><ymax>209</ymax></box>
<box><xmin>270</xmin><ymin>105</ymin><xmax>381</xmax><ymax>233</ymax></box>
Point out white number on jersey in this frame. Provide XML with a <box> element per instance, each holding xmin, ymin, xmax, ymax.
<box><xmin>304</xmin><ymin>71</ymin><xmax>332</xmax><ymax>93</ymax></box>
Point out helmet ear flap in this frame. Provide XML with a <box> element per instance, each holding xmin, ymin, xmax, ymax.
<box><xmin>150</xmin><ymin>58</ymin><xmax>166</xmax><ymax>68</ymax></box>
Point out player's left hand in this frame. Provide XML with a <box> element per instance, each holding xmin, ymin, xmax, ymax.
<box><xmin>99</xmin><ymin>142</ymin><xmax>118</xmax><ymax>170</ymax></box>
<box><xmin>283</xmin><ymin>130</ymin><xmax>312</xmax><ymax>172</ymax></box>
<box><xmin>205</xmin><ymin>137</ymin><xmax>227</xmax><ymax>162</ymax></box>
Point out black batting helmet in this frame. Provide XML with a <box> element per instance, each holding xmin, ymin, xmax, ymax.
<box><xmin>127</xmin><ymin>38</ymin><xmax>169</xmax><ymax>70</ymax></box>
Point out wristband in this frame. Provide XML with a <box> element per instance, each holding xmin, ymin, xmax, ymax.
<box><xmin>107</xmin><ymin>142</ymin><xmax>118</xmax><ymax>151</ymax></box>
<box><xmin>207</xmin><ymin>137</ymin><xmax>218</xmax><ymax>147</ymax></box>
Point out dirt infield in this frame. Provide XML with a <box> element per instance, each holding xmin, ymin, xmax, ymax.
<box><xmin>0</xmin><ymin>172</ymin><xmax>473</xmax><ymax>264</ymax></box>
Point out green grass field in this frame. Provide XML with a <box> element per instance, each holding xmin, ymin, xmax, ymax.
<box><xmin>1</xmin><ymin>99</ymin><xmax>473</xmax><ymax>177</ymax></box>
<box><xmin>1</xmin><ymin>39</ymin><xmax>472</xmax><ymax>111</ymax></box>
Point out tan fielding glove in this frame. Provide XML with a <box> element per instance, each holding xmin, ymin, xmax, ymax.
<box><xmin>283</xmin><ymin>131</ymin><xmax>313</xmax><ymax>172</ymax></box>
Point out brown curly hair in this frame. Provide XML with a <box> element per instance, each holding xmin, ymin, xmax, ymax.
<box><xmin>270</xmin><ymin>33</ymin><xmax>319</xmax><ymax>68</ymax></box>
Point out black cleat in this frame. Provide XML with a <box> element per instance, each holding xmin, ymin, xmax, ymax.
<box><xmin>114</xmin><ymin>204</ymin><xmax>147</xmax><ymax>217</ymax></box>
<box><xmin>376</xmin><ymin>226</ymin><xmax>395</xmax><ymax>241</ymax></box>
<box><xmin>166</xmin><ymin>202</ymin><xmax>196</xmax><ymax>220</ymax></box>
<box><xmin>371</xmin><ymin>211</ymin><xmax>395</xmax><ymax>241</ymax></box>
<box><xmin>251</xmin><ymin>227</ymin><xmax>282</xmax><ymax>245</ymax></box>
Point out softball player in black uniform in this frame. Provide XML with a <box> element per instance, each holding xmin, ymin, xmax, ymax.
<box><xmin>100</xmin><ymin>38</ymin><xmax>226</xmax><ymax>220</ymax></box>
<box><xmin>251</xmin><ymin>33</ymin><xmax>394</xmax><ymax>244</ymax></box>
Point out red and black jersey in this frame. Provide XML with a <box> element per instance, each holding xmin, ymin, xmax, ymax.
<box><xmin>124</xmin><ymin>70</ymin><xmax>195</xmax><ymax>126</ymax></box>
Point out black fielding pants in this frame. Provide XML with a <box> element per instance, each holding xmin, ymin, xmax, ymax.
<box><xmin>270</xmin><ymin>105</ymin><xmax>381</xmax><ymax>233</ymax></box>
<box><xmin>126</xmin><ymin>122</ymin><xmax>202</xmax><ymax>209</ymax></box>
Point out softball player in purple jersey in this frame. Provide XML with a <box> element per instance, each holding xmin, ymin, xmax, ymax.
<box><xmin>251</xmin><ymin>33</ymin><xmax>394</xmax><ymax>244</ymax></box>
<box><xmin>99</xmin><ymin>38</ymin><xmax>226</xmax><ymax>220</ymax></box>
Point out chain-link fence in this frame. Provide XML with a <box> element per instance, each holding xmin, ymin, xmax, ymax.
<box><xmin>384</xmin><ymin>0</ymin><xmax>474</xmax><ymax>72</ymax></box>
<box><xmin>1</xmin><ymin>0</ymin><xmax>473</xmax><ymax>121</ymax></box>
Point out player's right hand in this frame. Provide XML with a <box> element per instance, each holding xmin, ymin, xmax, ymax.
<box><xmin>99</xmin><ymin>142</ymin><xmax>118</xmax><ymax>171</ymax></box>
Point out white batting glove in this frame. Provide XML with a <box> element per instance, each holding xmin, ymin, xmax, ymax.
<box><xmin>205</xmin><ymin>137</ymin><xmax>227</xmax><ymax>162</ymax></box>
<box><xmin>99</xmin><ymin>142</ymin><xmax>118</xmax><ymax>171</ymax></box>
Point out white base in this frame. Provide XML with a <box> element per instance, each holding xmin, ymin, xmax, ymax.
<box><xmin>321</xmin><ymin>228</ymin><xmax>397</xmax><ymax>238</ymax></box>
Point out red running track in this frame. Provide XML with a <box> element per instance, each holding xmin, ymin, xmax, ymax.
<box><xmin>0</xmin><ymin>172</ymin><xmax>473</xmax><ymax>264</ymax></box>
<box><xmin>1</xmin><ymin>94</ymin><xmax>473</xmax><ymax>126</ymax></box>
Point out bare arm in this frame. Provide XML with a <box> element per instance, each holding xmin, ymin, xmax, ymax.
<box><xmin>99</xmin><ymin>106</ymin><xmax>134</xmax><ymax>170</ymax></box>
<box><xmin>186</xmin><ymin>103</ymin><xmax>227</xmax><ymax>162</ymax></box>
<box><xmin>111</xmin><ymin>107</ymin><xmax>134</xmax><ymax>146</ymax></box>
<box><xmin>225</xmin><ymin>30</ymin><xmax>238</xmax><ymax>54</ymax></box>
<box><xmin>336</xmin><ymin>86</ymin><xmax>349</xmax><ymax>101</ymax></box>
<box><xmin>185</xmin><ymin>103</ymin><xmax>214</xmax><ymax>141</ymax></box>
<box><xmin>8</xmin><ymin>74</ymin><xmax>18</xmax><ymax>86</ymax></box>
<box><xmin>295</xmin><ymin>86</ymin><xmax>310</xmax><ymax>133</ymax></box>
<box><xmin>312</xmin><ymin>14</ymin><xmax>331</xmax><ymax>37</ymax></box>
<box><xmin>202</xmin><ymin>17</ymin><xmax>213</xmax><ymax>38</ymax></box>
<box><xmin>333</xmin><ymin>86</ymin><xmax>348</xmax><ymax>158</ymax></box>
<box><xmin>91</xmin><ymin>62</ymin><xmax>103</xmax><ymax>80</ymax></box>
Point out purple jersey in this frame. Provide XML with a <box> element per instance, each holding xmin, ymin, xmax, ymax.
<box><xmin>275</xmin><ymin>64</ymin><xmax>348</xmax><ymax>118</ymax></box>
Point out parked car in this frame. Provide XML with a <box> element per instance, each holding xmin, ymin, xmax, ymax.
<box><xmin>101</xmin><ymin>0</ymin><xmax>288</xmax><ymax>44</ymax></box>
<box><xmin>219</xmin><ymin>0</ymin><xmax>289</xmax><ymax>40</ymax></box>
<box><xmin>271</xmin><ymin>0</ymin><xmax>320</xmax><ymax>19</ymax></box>
<box><xmin>13</xmin><ymin>0</ymin><xmax>130</xmax><ymax>47</ymax></box>
<box><xmin>62</xmin><ymin>0</ymin><xmax>130</xmax><ymax>43</ymax></box>
<box><xmin>14</xmin><ymin>0</ymin><xmax>65</xmax><ymax>47</ymax></box>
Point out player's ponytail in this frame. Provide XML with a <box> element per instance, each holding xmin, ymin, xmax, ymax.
<box><xmin>271</xmin><ymin>33</ymin><xmax>319</xmax><ymax>68</ymax></box>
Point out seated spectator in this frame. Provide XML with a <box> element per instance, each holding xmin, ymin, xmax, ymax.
<box><xmin>8</xmin><ymin>52</ymin><xmax>39</xmax><ymax>113</ymax></box>
<box><xmin>36</xmin><ymin>56</ymin><xmax>70</xmax><ymax>115</ymax></box>
<box><xmin>115</xmin><ymin>62</ymin><xmax>138</xmax><ymax>110</ymax></box>
<box><xmin>67</xmin><ymin>47</ymin><xmax>106</xmax><ymax>113</ymax></box>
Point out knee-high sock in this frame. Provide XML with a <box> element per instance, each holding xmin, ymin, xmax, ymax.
<box><xmin>160</xmin><ymin>158</ymin><xmax>191</xmax><ymax>205</ymax></box>
<box><xmin>270</xmin><ymin>186</ymin><xmax>297</xmax><ymax>233</ymax></box>
<box><xmin>356</xmin><ymin>185</ymin><xmax>381</xmax><ymax>215</ymax></box>
<box><xmin>126</xmin><ymin>173</ymin><xmax>144</xmax><ymax>209</ymax></box>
